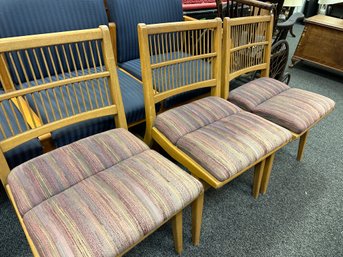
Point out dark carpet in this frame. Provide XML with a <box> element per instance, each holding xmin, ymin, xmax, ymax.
<box><xmin>0</xmin><ymin>23</ymin><xmax>342</xmax><ymax>257</ymax></box>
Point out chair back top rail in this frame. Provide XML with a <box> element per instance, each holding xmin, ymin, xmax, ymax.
<box><xmin>0</xmin><ymin>26</ymin><xmax>127</xmax><ymax>156</ymax></box>
<box><xmin>222</xmin><ymin>15</ymin><xmax>274</xmax><ymax>99</ymax></box>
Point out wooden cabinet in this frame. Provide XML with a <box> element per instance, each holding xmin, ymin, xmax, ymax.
<box><xmin>291</xmin><ymin>15</ymin><xmax>343</xmax><ymax>73</ymax></box>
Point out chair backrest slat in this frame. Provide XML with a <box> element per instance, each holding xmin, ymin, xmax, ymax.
<box><xmin>138</xmin><ymin>19</ymin><xmax>222</xmax><ymax>140</ymax></box>
<box><xmin>0</xmin><ymin>0</ymin><xmax>108</xmax><ymax>87</ymax></box>
<box><xmin>222</xmin><ymin>15</ymin><xmax>273</xmax><ymax>99</ymax></box>
<box><xmin>0</xmin><ymin>26</ymin><xmax>127</xmax><ymax>185</ymax></box>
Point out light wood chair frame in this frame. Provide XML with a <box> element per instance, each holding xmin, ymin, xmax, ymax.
<box><xmin>221</xmin><ymin>15</ymin><xmax>334</xmax><ymax>194</ymax></box>
<box><xmin>138</xmin><ymin>18</ymin><xmax>288</xmax><ymax>198</ymax></box>
<box><xmin>0</xmin><ymin>26</ymin><xmax>203</xmax><ymax>256</ymax></box>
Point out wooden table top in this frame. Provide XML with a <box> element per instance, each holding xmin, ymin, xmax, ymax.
<box><xmin>305</xmin><ymin>15</ymin><xmax>343</xmax><ymax>31</ymax></box>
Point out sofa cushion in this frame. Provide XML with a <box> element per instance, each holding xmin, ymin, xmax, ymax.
<box><xmin>229</xmin><ymin>78</ymin><xmax>335</xmax><ymax>134</ymax></box>
<box><xmin>8</xmin><ymin>128</ymin><xmax>203</xmax><ymax>256</ymax></box>
<box><xmin>0</xmin><ymin>90</ymin><xmax>43</xmax><ymax>169</ymax></box>
<box><xmin>154</xmin><ymin>96</ymin><xmax>292</xmax><ymax>181</ymax></box>
<box><xmin>107</xmin><ymin>0</ymin><xmax>184</xmax><ymax>63</ymax></box>
<box><xmin>119</xmin><ymin>58</ymin><xmax>143</xmax><ymax>80</ymax></box>
<box><xmin>18</xmin><ymin>67</ymin><xmax>145</xmax><ymax>147</ymax></box>
<box><xmin>0</xmin><ymin>0</ymin><xmax>108</xmax><ymax>85</ymax></box>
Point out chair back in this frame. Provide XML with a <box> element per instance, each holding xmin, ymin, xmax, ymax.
<box><xmin>0</xmin><ymin>26</ymin><xmax>127</xmax><ymax>185</ymax></box>
<box><xmin>138</xmin><ymin>19</ymin><xmax>222</xmax><ymax>137</ymax></box>
<box><xmin>107</xmin><ymin>0</ymin><xmax>184</xmax><ymax>63</ymax></box>
<box><xmin>270</xmin><ymin>39</ymin><xmax>289</xmax><ymax>83</ymax></box>
<box><xmin>222</xmin><ymin>15</ymin><xmax>273</xmax><ymax>99</ymax></box>
<box><xmin>0</xmin><ymin>0</ymin><xmax>108</xmax><ymax>89</ymax></box>
<box><xmin>216</xmin><ymin>0</ymin><xmax>274</xmax><ymax>19</ymax></box>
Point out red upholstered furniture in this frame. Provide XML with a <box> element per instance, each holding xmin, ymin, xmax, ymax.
<box><xmin>182</xmin><ymin>0</ymin><xmax>227</xmax><ymax>10</ymax></box>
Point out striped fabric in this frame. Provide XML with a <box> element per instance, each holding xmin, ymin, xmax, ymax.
<box><xmin>0</xmin><ymin>90</ymin><xmax>43</xmax><ymax>169</ymax></box>
<box><xmin>229</xmin><ymin>78</ymin><xmax>335</xmax><ymax>134</ymax></box>
<box><xmin>154</xmin><ymin>97</ymin><xmax>292</xmax><ymax>181</ymax></box>
<box><xmin>8</xmin><ymin>128</ymin><xmax>203</xmax><ymax>256</ymax></box>
<box><xmin>0</xmin><ymin>0</ymin><xmax>108</xmax><ymax>84</ymax></box>
<box><xmin>107</xmin><ymin>0</ymin><xmax>184</xmax><ymax>63</ymax></box>
<box><xmin>229</xmin><ymin>77</ymin><xmax>290</xmax><ymax>110</ymax></box>
<box><xmin>18</xmin><ymin>67</ymin><xmax>145</xmax><ymax>147</ymax></box>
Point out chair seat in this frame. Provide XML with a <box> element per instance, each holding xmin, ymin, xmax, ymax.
<box><xmin>229</xmin><ymin>78</ymin><xmax>336</xmax><ymax>134</ymax></box>
<box><xmin>154</xmin><ymin>97</ymin><xmax>292</xmax><ymax>182</ymax></box>
<box><xmin>8</xmin><ymin>128</ymin><xmax>203</xmax><ymax>256</ymax></box>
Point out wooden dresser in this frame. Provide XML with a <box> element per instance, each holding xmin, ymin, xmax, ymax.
<box><xmin>291</xmin><ymin>15</ymin><xmax>343</xmax><ymax>73</ymax></box>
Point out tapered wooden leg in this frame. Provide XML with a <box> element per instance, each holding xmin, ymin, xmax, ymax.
<box><xmin>172</xmin><ymin>211</ymin><xmax>183</xmax><ymax>254</ymax></box>
<box><xmin>253</xmin><ymin>160</ymin><xmax>265</xmax><ymax>199</ymax></box>
<box><xmin>260</xmin><ymin>154</ymin><xmax>275</xmax><ymax>195</ymax></box>
<box><xmin>192</xmin><ymin>192</ymin><xmax>204</xmax><ymax>246</ymax></box>
<box><xmin>297</xmin><ymin>131</ymin><xmax>309</xmax><ymax>161</ymax></box>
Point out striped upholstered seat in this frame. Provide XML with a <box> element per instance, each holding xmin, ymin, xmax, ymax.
<box><xmin>229</xmin><ymin>78</ymin><xmax>335</xmax><ymax>134</ymax></box>
<box><xmin>154</xmin><ymin>97</ymin><xmax>292</xmax><ymax>181</ymax></box>
<box><xmin>8</xmin><ymin>128</ymin><xmax>203</xmax><ymax>256</ymax></box>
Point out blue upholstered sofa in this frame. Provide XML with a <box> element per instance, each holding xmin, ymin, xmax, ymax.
<box><xmin>0</xmin><ymin>0</ymin><xmax>146</xmax><ymax>154</ymax></box>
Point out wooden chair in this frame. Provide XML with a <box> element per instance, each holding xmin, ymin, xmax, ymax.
<box><xmin>0</xmin><ymin>26</ymin><xmax>204</xmax><ymax>256</ymax></box>
<box><xmin>0</xmin><ymin>0</ymin><xmax>146</xmax><ymax>150</ymax></box>
<box><xmin>106</xmin><ymin>0</ymin><xmax>210</xmax><ymax>111</ymax></box>
<box><xmin>138</xmin><ymin>18</ymin><xmax>292</xmax><ymax>198</ymax></box>
<box><xmin>222</xmin><ymin>16</ymin><xmax>335</xmax><ymax>193</ymax></box>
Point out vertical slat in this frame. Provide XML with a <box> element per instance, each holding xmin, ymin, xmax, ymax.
<box><xmin>47</xmin><ymin>47</ymin><xmax>63</xmax><ymax>119</ymax></box>
<box><xmin>8</xmin><ymin>53</ymin><xmax>23</xmax><ymax>89</ymax></box>
<box><xmin>32</xmin><ymin>49</ymin><xmax>46</xmax><ymax>83</ymax></box>
<box><xmin>55</xmin><ymin>46</ymin><xmax>70</xmax><ymax>117</ymax></box>
<box><xmin>8</xmin><ymin>100</ymin><xmax>23</xmax><ymax>133</ymax></box>
<box><xmin>88</xmin><ymin>41</ymin><xmax>100</xmax><ymax>109</ymax></box>
<box><xmin>16</xmin><ymin>51</ymin><xmax>31</xmax><ymax>86</ymax></box>
<box><xmin>14</xmin><ymin>96</ymin><xmax>30</xmax><ymax>130</ymax></box>
<box><xmin>0</xmin><ymin>102</ymin><xmax>16</xmax><ymax>136</ymax></box>
<box><xmin>24</xmin><ymin>50</ymin><xmax>39</xmax><ymax>86</ymax></box>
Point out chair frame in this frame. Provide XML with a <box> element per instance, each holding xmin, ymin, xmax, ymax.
<box><xmin>138</xmin><ymin>18</ymin><xmax>289</xmax><ymax>198</ymax></box>
<box><xmin>221</xmin><ymin>16</ymin><xmax>334</xmax><ymax>193</ymax></box>
<box><xmin>0</xmin><ymin>26</ymin><xmax>203</xmax><ymax>256</ymax></box>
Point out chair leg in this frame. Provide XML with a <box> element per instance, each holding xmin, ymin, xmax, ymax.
<box><xmin>172</xmin><ymin>211</ymin><xmax>183</xmax><ymax>254</ymax></box>
<box><xmin>260</xmin><ymin>154</ymin><xmax>275</xmax><ymax>195</ymax></box>
<box><xmin>253</xmin><ymin>160</ymin><xmax>265</xmax><ymax>199</ymax></box>
<box><xmin>297</xmin><ymin>130</ymin><xmax>309</xmax><ymax>161</ymax></box>
<box><xmin>192</xmin><ymin>192</ymin><xmax>204</xmax><ymax>246</ymax></box>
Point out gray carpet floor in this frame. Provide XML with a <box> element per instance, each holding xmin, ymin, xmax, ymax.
<box><xmin>0</xmin><ymin>23</ymin><xmax>342</xmax><ymax>257</ymax></box>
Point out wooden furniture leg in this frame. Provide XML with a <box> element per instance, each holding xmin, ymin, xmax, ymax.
<box><xmin>260</xmin><ymin>154</ymin><xmax>275</xmax><ymax>195</ymax></box>
<box><xmin>253</xmin><ymin>160</ymin><xmax>265</xmax><ymax>199</ymax></box>
<box><xmin>172</xmin><ymin>211</ymin><xmax>183</xmax><ymax>254</ymax></box>
<box><xmin>297</xmin><ymin>130</ymin><xmax>309</xmax><ymax>161</ymax></box>
<box><xmin>192</xmin><ymin>192</ymin><xmax>204</xmax><ymax>246</ymax></box>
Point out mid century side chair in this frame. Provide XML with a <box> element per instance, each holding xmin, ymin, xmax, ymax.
<box><xmin>0</xmin><ymin>26</ymin><xmax>204</xmax><ymax>256</ymax></box>
<box><xmin>0</xmin><ymin>0</ymin><xmax>146</xmax><ymax>150</ymax></box>
<box><xmin>138</xmin><ymin>18</ymin><xmax>293</xmax><ymax>198</ymax></box>
<box><xmin>106</xmin><ymin>0</ymin><xmax>210</xmax><ymax>109</ymax></box>
<box><xmin>222</xmin><ymin>16</ymin><xmax>335</xmax><ymax>192</ymax></box>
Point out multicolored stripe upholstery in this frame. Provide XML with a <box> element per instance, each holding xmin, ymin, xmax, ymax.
<box><xmin>8</xmin><ymin>128</ymin><xmax>203</xmax><ymax>256</ymax></box>
<box><xmin>229</xmin><ymin>78</ymin><xmax>335</xmax><ymax>134</ymax></box>
<box><xmin>154</xmin><ymin>96</ymin><xmax>292</xmax><ymax>181</ymax></box>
